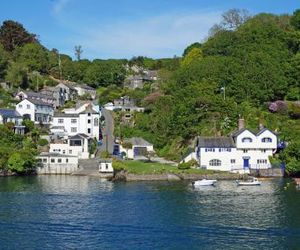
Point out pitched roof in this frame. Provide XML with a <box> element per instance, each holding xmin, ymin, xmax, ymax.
<box><xmin>197</xmin><ymin>137</ymin><xmax>236</xmax><ymax>148</ymax></box>
<box><xmin>75</xmin><ymin>84</ymin><xmax>95</xmax><ymax>91</ymax></box>
<box><xmin>79</xmin><ymin>104</ymin><xmax>98</xmax><ymax>114</ymax></box>
<box><xmin>256</xmin><ymin>128</ymin><xmax>277</xmax><ymax>136</ymax></box>
<box><xmin>69</xmin><ymin>133</ymin><xmax>90</xmax><ymax>140</ymax></box>
<box><xmin>19</xmin><ymin>91</ymin><xmax>54</xmax><ymax>100</ymax></box>
<box><xmin>231</xmin><ymin>128</ymin><xmax>256</xmax><ymax>138</ymax></box>
<box><xmin>0</xmin><ymin>109</ymin><xmax>22</xmax><ymax>118</ymax></box>
<box><xmin>24</xmin><ymin>98</ymin><xmax>54</xmax><ymax>107</ymax></box>
<box><xmin>125</xmin><ymin>137</ymin><xmax>153</xmax><ymax>146</ymax></box>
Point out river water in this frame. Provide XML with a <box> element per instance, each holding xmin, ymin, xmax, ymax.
<box><xmin>0</xmin><ymin>176</ymin><xmax>299</xmax><ymax>249</ymax></box>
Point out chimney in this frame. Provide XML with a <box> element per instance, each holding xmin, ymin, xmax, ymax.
<box><xmin>238</xmin><ymin>118</ymin><xmax>245</xmax><ymax>130</ymax></box>
<box><xmin>259</xmin><ymin>123</ymin><xmax>264</xmax><ymax>130</ymax></box>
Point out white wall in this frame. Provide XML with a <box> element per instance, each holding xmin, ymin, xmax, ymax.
<box><xmin>49</xmin><ymin>140</ymin><xmax>90</xmax><ymax>159</ymax></box>
<box><xmin>99</xmin><ymin>162</ymin><xmax>114</xmax><ymax>173</ymax></box>
<box><xmin>37</xmin><ymin>155</ymin><xmax>78</xmax><ymax>174</ymax></box>
<box><xmin>16</xmin><ymin>99</ymin><xmax>35</xmax><ymax>122</ymax></box>
<box><xmin>236</xmin><ymin>129</ymin><xmax>277</xmax><ymax>149</ymax></box>
<box><xmin>119</xmin><ymin>144</ymin><xmax>154</xmax><ymax>159</ymax></box>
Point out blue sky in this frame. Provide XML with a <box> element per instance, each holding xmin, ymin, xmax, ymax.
<box><xmin>1</xmin><ymin>0</ymin><xmax>299</xmax><ymax>59</ymax></box>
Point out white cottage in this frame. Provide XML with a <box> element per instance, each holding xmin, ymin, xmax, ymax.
<box><xmin>195</xmin><ymin>128</ymin><xmax>278</xmax><ymax>172</ymax></box>
<box><xmin>16</xmin><ymin>99</ymin><xmax>54</xmax><ymax>124</ymax></box>
<box><xmin>119</xmin><ymin>137</ymin><xmax>154</xmax><ymax>159</ymax></box>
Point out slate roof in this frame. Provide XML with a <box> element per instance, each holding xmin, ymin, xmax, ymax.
<box><xmin>27</xmin><ymin>98</ymin><xmax>54</xmax><ymax>107</ymax></box>
<box><xmin>69</xmin><ymin>133</ymin><xmax>90</xmax><ymax>140</ymax></box>
<box><xmin>197</xmin><ymin>137</ymin><xmax>236</xmax><ymax>148</ymax></box>
<box><xmin>76</xmin><ymin>84</ymin><xmax>95</xmax><ymax>91</ymax></box>
<box><xmin>0</xmin><ymin>109</ymin><xmax>22</xmax><ymax>118</ymax></box>
<box><xmin>256</xmin><ymin>128</ymin><xmax>277</xmax><ymax>136</ymax></box>
<box><xmin>20</xmin><ymin>91</ymin><xmax>54</xmax><ymax>99</ymax></box>
<box><xmin>79</xmin><ymin>104</ymin><xmax>98</xmax><ymax>114</ymax></box>
<box><xmin>125</xmin><ymin>137</ymin><xmax>153</xmax><ymax>146</ymax></box>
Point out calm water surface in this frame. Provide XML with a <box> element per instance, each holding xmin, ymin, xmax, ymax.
<box><xmin>0</xmin><ymin>176</ymin><xmax>299</xmax><ymax>249</ymax></box>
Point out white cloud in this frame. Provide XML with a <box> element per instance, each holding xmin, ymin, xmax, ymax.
<box><xmin>60</xmin><ymin>10</ymin><xmax>222</xmax><ymax>59</ymax></box>
<box><xmin>52</xmin><ymin>0</ymin><xmax>71</xmax><ymax>15</ymax></box>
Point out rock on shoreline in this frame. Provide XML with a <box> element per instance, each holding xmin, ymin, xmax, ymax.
<box><xmin>113</xmin><ymin>171</ymin><xmax>245</xmax><ymax>182</ymax></box>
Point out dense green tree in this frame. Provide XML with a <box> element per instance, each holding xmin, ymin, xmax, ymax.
<box><xmin>17</xmin><ymin>43</ymin><xmax>48</xmax><ymax>73</ymax></box>
<box><xmin>0</xmin><ymin>20</ymin><xmax>37</xmax><ymax>52</ymax></box>
<box><xmin>5</xmin><ymin>62</ymin><xmax>28</xmax><ymax>88</ymax></box>
<box><xmin>0</xmin><ymin>43</ymin><xmax>9</xmax><ymax>80</ymax></box>
<box><xmin>291</xmin><ymin>9</ymin><xmax>300</xmax><ymax>30</ymax></box>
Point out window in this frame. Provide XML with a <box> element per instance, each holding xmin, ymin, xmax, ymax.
<box><xmin>88</xmin><ymin>113</ymin><xmax>91</xmax><ymax>116</ymax></box>
<box><xmin>51</xmin><ymin>158</ymin><xmax>55</xmax><ymax>163</ymax></box>
<box><xmin>66</xmin><ymin>159</ymin><xmax>69</xmax><ymax>163</ymax></box>
<box><xmin>88</xmin><ymin>119</ymin><xmax>91</xmax><ymax>124</ymax></box>
<box><xmin>257</xmin><ymin>159</ymin><xmax>267</xmax><ymax>164</ymax></box>
<box><xmin>262</xmin><ymin>137</ymin><xmax>272</xmax><ymax>143</ymax></box>
<box><xmin>71</xmin><ymin>119</ymin><xmax>77</xmax><ymax>124</ymax></box>
<box><xmin>18</xmin><ymin>104</ymin><xmax>23</xmax><ymax>108</ymax></box>
<box><xmin>71</xmin><ymin>127</ymin><xmax>77</xmax><ymax>133</ymax></box>
<box><xmin>243</xmin><ymin>149</ymin><xmax>248</xmax><ymax>153</ymax></box>
<box><xmin>69</xmin><ymin>150</ymin><xmax>72</xmax><ymax>154</ymax></box>
<box><xmin>242</xmin><ymin>137</ymin><xmax>252</xmax><ymax>143</ymax></box>
<box><xmin>261</xmin><ymin>149</ymin><xmax>266</xmax><ymax>153</ymax></box>
<box><xmin>94</xmin><ymin>118</ymin><xmax>98</xmax><ymax>126</ymax></box>
<box><xmin>70</xmin><ymin>140</ymin><xmax>81</xmax><ymax>146</ymax></box>
<box><xmin>205</xmin><ymin>148</ymin><xmax>215</xmax><ymax>152</ymax></box>
<box><xmin>231</xmin><ymin>159</ymin><xmax>236</xmax><ymax>164</ymax></box>
<box><xmin>62</xmin><ymin>150</ymin><xmax>65</xmax><ymax>154</ymax></box>
<box><xmin>58</xmin><ymin>158</ymin><xmax>62</xmax><ymax>163</ymax></box>
<box><xmin>87</xmin><ymin>128</ymin><xmax>91</xmax><ymax>134</ymax></box>
<box><xmin>27</xmin><ymin>104</ymin><xmax>30</xmax><ymax>109</ymax></box>
<box><xmin>209</xmin><ymin>159</ymin><xmax>221</xmax><ymax>167</ymax></box>
<box><xmin>58</xmin><ymin>119</ymin><xmax>64</xmax><ymax>124</ymax></box>
<box><xmin>219</xmin><ymin>148</ymin><xmax>231</xmax><ymax>152</ymax></box>
<box><xmin>42</xmin><ymin>158</ymin><xmax>47</xmax><ymax>163</ymax></box>
<box><xmin>106</xmin><ymin>164</ymin><xmax>108</xmax><ymax>170</ymax></box>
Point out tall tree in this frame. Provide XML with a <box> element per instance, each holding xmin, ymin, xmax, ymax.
<box><xmin>74</xmin><ymin>45</ymin><xmax>83</xmax><ymax>61</ymax></box>
<box><xmin>0</xmin><ymin>20</ymin><xmax>37</xmax><ymax>52</ymax></box>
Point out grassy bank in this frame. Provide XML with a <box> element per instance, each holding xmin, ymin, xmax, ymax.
<box><xmin>122</xmin><ymin>160</ymin><xmax>215</xmax><ymax>175</ymax></box>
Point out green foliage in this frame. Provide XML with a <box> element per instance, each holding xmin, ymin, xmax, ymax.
<box><xmin>112</xmin><ymin>158</ymin><xmax>126</xmax><ymax>171</ymax></box>
<box><xmin>5</xmin><ymin>62</ymin><xmax>28</xmax><ymax>88</ymax></box>
<box><xmin>0</xmin><ymin>20</ymin><xmax>37</xmax><ymax>52</ymax></box>
<box><xmin>100</xmin><ymin>151</ymin><xmax>110</xmax><ymax>159</ymax></box>
<box><xmin>37</xmin><ymin>138</ymin><xmax>48</xmax><ymax>147</ymax></box>
<box><xmin>182</xmin><ymin>42</ymin><xmax>202</xmax><ymax>57</ymax></box>
<box><xmin>181</xmin><ymin>47</ymin><xmax>203</xmax><ymax>66</ymax></box>
<box><xmin>0</xmin><ymin>124</ymin><xmax>38</xmax><ymax>174</ymax></box>
<box><xmin>178</xmin><ymin>162</ymin><xmax>191</xmax><ymax>170</ymax></box>
<box><xmin>291</xmin><ymin>9</ymin><xmax>300</xmax><ymax>30</ymax></box>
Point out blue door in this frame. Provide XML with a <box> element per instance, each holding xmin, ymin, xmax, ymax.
<box><xmin>243</xmin><ymin>159</ymin><xmax>249</xmax><ymax>169</ymax></box>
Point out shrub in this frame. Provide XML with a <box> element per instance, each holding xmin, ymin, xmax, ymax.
<box><xmin>178</xmin><ymin>162</ymin><xmax>191</xmax><ymax>170</ymax></box>
<box><xmin>288</xmin><ymin>102</ymin><xmax>300</xmax><ymax>119</ymax></box>
<box><xmin>112</xmin><ymin>158</ymin><xmax>126</xmax><ymax>171</ymax></box>
<box><xmin>37</xmin><ymin>138</ymin><xmax>48</xmax><ymax>146</ymax></box>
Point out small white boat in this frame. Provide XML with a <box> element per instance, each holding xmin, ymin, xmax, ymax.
<box><xmin>236</xmin><ymin>177</ymin><xmax>261</xmax><ymax>186</ymax></box>
<box><xmin>193</xmin><ymin>179</ymin><xmax>217</xmax><ymax>186</ymax></box>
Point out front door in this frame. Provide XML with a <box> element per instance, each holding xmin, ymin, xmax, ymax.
<box><xmin>243</xmin><ymin>158</ymin><xmax>249</xmax><ymax>169</ymax></box>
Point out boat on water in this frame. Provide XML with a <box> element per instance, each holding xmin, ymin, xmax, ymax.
<box><xmin>193</xmin><ymin>179</ymin><xmax>217</xmax><ymax>186</ymax></box>
<box><xmin>236</xmin><ymin>177</ymin><xmax>261</xmax><ymax>186</ymax></box>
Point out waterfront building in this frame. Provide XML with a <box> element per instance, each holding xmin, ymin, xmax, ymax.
<box><xmin>119</xmin><ymin>137</ymin><xmax>154</xmax><ymax>159</ymax></box>
<box><xmin>99</xmin><ymin>159</ymin><xmax>114</xmax><ymax>173</ymax></box>
<box><xmin>37</xmin><ymin>152</ymin><xmax>78</xmax><ymax>174</ymax></box>
<box><xmin>49</xmin><ymin>134</ymin><xmax>91</xmax><ymax>159</ymax></box>
<box><xmin>191</xmin><ymin>124</ymin><xmax>278</xmax><ymax>172</ymax></box>
<box><xmin>16</xmin><ymin>99</ymin><xmax>54</xmax><ymax>124</ymax></box>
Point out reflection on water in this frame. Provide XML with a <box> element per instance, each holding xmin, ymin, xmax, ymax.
<box><xmin>0</xmin><ymin>176</ymin><xmax>299</xmax><ymax>249</ymax></box>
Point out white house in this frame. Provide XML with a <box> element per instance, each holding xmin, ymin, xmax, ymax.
<box><xmin>49</xmin><ymin>134</ymin><xmax>91</xmax><ymax>159</ymax></box>
<box><xmin>0</xmin><ymin>109</ymin><xmax>25</xmax><ymax>134</ymax></box>
<box><xmin>15</xmin><ymin>91</ymin><xmax>56</xmax><ymax>107</ymax></box>
<box><xmin>16</xmin><ymin>99</ymin><xmax>54</xmax><ymax>124</ymax></box>
<box><xmin>119</xmin><ymin>137</ymin><xmax>154</xmax><ymax>159</ymax></box>
<box><xmin>37</xmin><ymin>152</ymin><xmax>78</xmax><ymax>174</ymax></box>
<box><xmin>74</xmin><ymin>84</ymin><xmax>96</xmax><ymax>99</ymax></box>
<box><xmin>51</xmin><ymin>103</ymin><xmax>101</xmax><ymax>140</ymax></box>
<box><xmin>194</xmin><ymin>127</ymin><xmax>278</xmax><ymax>172</ymax></box>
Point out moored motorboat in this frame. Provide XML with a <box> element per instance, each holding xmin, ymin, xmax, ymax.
<box><xmin>236</xmin><ymin>177</ymin><xmax>261</xmax><ymax>186</ymax></box>
<box><xmin>193</xmin><ymin>179</ymin><xmax>217</xmax><ymax>186</ymax></box>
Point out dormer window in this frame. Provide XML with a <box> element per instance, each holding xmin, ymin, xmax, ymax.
<box><xmin>242</xmin><ymin>137</ymin><xmax>252</xmax><ymax>143</ymax></box>
<box><xmin>262</xmin><ymin>137</ymin><xmax>272</xmax><ymax>143</ymax></box>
